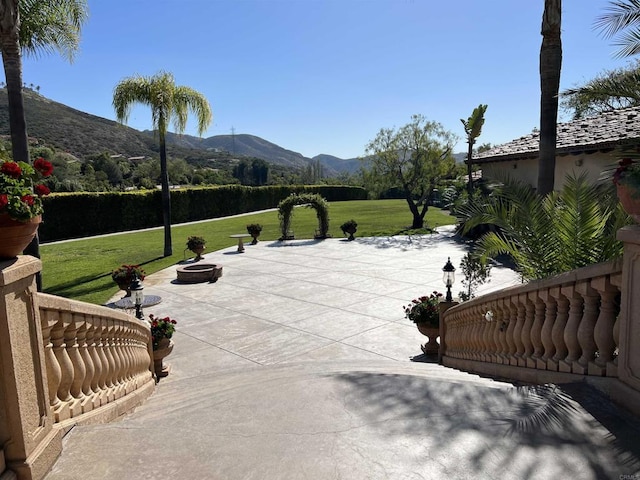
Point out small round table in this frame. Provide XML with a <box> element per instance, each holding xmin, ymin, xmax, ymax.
<box><xmin>229</xmin><ymin>234</ymin><xmax>251</xmax><ymax>253</ymax></box>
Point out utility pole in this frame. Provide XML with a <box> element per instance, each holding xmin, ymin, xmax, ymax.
<box><xmin>231</xmin><ymin>126</ymin><xmax>236</xmax><ymax>155</ymax></box>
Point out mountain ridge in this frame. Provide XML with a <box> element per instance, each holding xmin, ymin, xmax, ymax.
<box><xmin>0</xmin><ymin>89</ymin><xmax>362</xmax><ymax>174</ymax></box>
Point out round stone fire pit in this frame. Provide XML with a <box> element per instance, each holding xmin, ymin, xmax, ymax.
<box><xmin>176</xmin><ymin>263</ymin><xmax>223</xmax><ymax>284</ymax></box>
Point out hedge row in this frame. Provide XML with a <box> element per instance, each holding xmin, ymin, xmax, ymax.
<box><xmin>40</xmin><ymin>185</ymin><xmax>367</xmax><ymax>242</ymax></box>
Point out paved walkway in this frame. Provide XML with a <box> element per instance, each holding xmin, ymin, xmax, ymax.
<box><xmin>45</xmin><ymin>228</ymin><xmax>640</xmax><ymax>479</ymax></box>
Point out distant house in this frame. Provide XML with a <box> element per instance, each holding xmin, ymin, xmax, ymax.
<box><xmin>473</xmin><ymin>106</ymin><xmax>640</xmax><ymax>190</ymax></box>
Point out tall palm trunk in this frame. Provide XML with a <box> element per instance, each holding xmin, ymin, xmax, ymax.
<box><xmin>538</xmin><ymin>0</ymin><xmax>562</xmax><ymax>195</ymax></box>
<box><xmin>158</xmin><ymin>127</ymin><xmax>172</xmax><ymax>257</ymax></box>
<box><xmin>0</xmin><ymin>0</ymin><xmax>41</xmax><ymax>288</ymax></box>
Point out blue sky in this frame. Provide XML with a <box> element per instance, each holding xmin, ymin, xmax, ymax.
<box><xmin>14</xmin><ymin>0</ymin><xmax>633</xmax><ymax>159</ymax></box>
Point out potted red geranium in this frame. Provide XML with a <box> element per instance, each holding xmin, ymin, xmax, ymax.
<box><xmin>0</xmin><ymin>157</ymin><xmax>53</xmax><ymax>259</ymax></box>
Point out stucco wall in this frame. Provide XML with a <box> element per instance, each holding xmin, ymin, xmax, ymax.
<box><xmin>480</xmin><ymin>150</ymin><xmax>620</xmax><ymax>190</ymax></box>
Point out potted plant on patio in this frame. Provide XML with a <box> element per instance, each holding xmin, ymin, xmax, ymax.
<box><xmin>340</xmin><ymin>219</ymin><xmax>358</xmax><ymax>241</ymax></box>
<box><xmin>111</xmin><ymin>264</ymin><xmax>146</xmax><ymax>297</ymax></box>
<box><xmin>404</xmin><ymin>291</ymin><xmax>443</xmax><ymax>355</ymax></box>
<box><xmin>613</xmin><ymin>158</ymin><xmax>640</xmax><ymax>222</ymax></box>
<box><xmin>246</xmin><ymin>223</ymin><xmax>263</xmax><ymax>244</ymax></box>
<box><xmin>186</xmin><ymin>235</ymin><xmax>206</xmax><ymax>261</ymax></box>
<box><xmin>149</xmin><ymin>314</ymin><xmax>177</xmax><ymax>379</ymax></box>
<box><xmin>0</xmin><ymin>157</ymin><xmax>53</xmax><ymax>259</ymax></box>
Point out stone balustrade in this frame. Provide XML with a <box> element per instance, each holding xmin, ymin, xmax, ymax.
<box><xmin>37</xmin><ymin>293</ymin><xmax>155</xmax><ymax>427</ymax></box>
<box><xmin>441</xmin><ymin>225</ymin><xmax>640</xmax><ymax>417</ymax></box>
<box><xmin>442</xmin><ymin>259</ymin><xmax>622</xmax><ymax>378</ymax></box>
<box><xmin>0</xmin><ymin>257</ymin><xmax>155</xmax><ymax>479</ymax></box>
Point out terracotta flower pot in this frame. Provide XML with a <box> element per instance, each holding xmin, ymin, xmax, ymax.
<box><xmin>0</xmin><ymin>214</ymin><xmax>41</xmax><ymax>260</ymax></box>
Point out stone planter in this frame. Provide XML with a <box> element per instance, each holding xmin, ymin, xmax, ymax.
<box><xmin>190</xmin><ymin>245</ymin><xmax>205</xmax><ymax>261</ymax></box>
<box><xmin>343</xmin><ymin>226</ymin><xmax>357</xmax><ymax>241</ymax></box>
<box><xmin>153</xmin><ymin>338</ymin><xmax>174</xmax><ymax>379</ymax></box>
<box><xmin>416</xmin><ymin>322</ymin><xmax>439</xmax><ymax>355</ymax></box>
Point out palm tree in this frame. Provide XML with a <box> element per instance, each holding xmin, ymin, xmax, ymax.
<box><xmin>538</xmin><ymin>0</ymin><xmax>562</xmax><ymax>196</ymax></box>
<box><xmin>113</xmin><ymin>71</ymin><xmax>212</xmax><ymax>256</ymax></box>
<box><xmin>0</xmin><ymin>0</ymin><xmax>87</xmax><ymax>289</ymax></box>
<box><xmin>562</xmin><ymin>61</ymin><xmax>640</xmax><ymax>118</ymax></box>
<box><xmin>458</xmin><ymin>173</ymin><xmax>628</xmax><ymax>281</ymax></box>
<box><xmin>595</xmin><ymin>0</ymin><xmax>640</xmax><ymax>58</ymax></box>
<box><xmin>461</xmin><ymin>104</ymin><xmax>487</xmax><ymax>195</ymax></box>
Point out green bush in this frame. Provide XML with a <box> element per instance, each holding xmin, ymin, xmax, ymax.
<box><xmin>40</xmin><ymin>185</ymin><xmax>367</xmax><ymax>241</ymax></box>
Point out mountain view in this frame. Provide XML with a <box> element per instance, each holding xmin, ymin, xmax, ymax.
<box><xmin>0</xmin><ymin>89</ymin><xmax>362</xmax><ymax>176</ymax></box>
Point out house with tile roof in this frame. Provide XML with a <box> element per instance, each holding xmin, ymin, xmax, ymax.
<box><xmin>472</xmin><ymin>106</ymin><xmax>640</xmax><ymax>190</ymax></box>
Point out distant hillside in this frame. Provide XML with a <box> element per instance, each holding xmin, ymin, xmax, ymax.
<box><xmin>0</xmin><ymin>88</ymin><xmax>362</xmax><ymax>177</ymax></box>
<box><xmin>312</xmin><ymin>154</ymin><xmax>362</xmax><ymax>174</ymax></box>
<box><xmin>0</xmin><ymin>88</ymin><xmax>160</xmax><ymax>158</ymax></box>
<box><xmin>161</xmin><ymin>131</ymin><xmax>311</xmax><ymax>169</ymax></box>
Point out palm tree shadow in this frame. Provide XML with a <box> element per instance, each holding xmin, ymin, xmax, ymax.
<box><xmin>332</xmin><ymin>372</ymin><xmax>640</xmax><ymax>478</ymax></box>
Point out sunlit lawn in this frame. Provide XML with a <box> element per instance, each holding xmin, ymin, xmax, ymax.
<box><xmin>40</xmin><ymin>199</ymin><xmax>456</xmax><ymax>305</ymax></box>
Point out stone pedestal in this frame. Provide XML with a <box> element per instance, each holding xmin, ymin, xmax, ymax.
<box><xmin>0</xmin><ymin>257</ymin><xmax>61</xmax><ymax>480</ymax></box>
<box><xmin>438</xmin><ymin>301</ymin><xmax>458</xmax><ymax>363</ymax></box>
<box><xmin>617</xmin><ymin>226</ymin><xmax>640</xmax><ymax>394</ymax></box>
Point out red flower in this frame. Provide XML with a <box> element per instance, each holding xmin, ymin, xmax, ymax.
<box><xmin>34</xmin><ymin>157</ymin><xmax>53</xmax><ymax>177</ymax></box>
<box><xmin>21</xmin><ymin>195</ymin><xmax>34</xmax><ymax>206</ymax></box>
<box><xmin>1</xmin><ymin>161</ymin><xmax>22</xmax><ymax>179</ymax></box>
<box><xmin>0</xmin><ymin>194</ymin><xmax>7</xmax><ymax>209</ymax></box>
<box><xmin>34</xmin><ymin>184</ymin><xmax>50</xmax><ymax>196</ymax></box>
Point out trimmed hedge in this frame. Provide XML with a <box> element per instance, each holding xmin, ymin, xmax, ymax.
<box><xmin>40</xmin><ymin>185</ymin><xmax>367</xmax><ymax>242</ymax></box>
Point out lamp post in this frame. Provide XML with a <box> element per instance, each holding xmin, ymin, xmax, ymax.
<box><xmin>442</xmin><ymin>257</ymin><xmax>456</xmax><ymax>303</ymax></box>
<box><xmin>130</xmin><ymin>275</ymin><xmax>145</xmax><ymax>320</ymax></box>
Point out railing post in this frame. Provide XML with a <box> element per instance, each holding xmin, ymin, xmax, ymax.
<box><xmin>617</xmin><ymin>226</ymin><xmax>640</xmax><ymax>392</ymax></box>
<box><xmin>0</xmin><ymin>257</ymin><xmax>61</xmax><ymax>479</ymax></box>
<box><xmin>438</xmin><ymin>301</ymin><xmax>457</xmax><ymax>363</ymax></box>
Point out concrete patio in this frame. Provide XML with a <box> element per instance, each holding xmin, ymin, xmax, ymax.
<box><xmin>45</xmin><ymin>227</ymin><xmax>640</xmax><ymax>479</ymax></box>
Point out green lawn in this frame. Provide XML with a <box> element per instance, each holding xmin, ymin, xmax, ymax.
<box><xmin>40</xmin><ymin>199</ymin><xmax>456</xmax><ymax>305</ymax></box>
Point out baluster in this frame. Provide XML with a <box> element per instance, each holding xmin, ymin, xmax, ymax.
<box><xmin>77</xmin><ymin>319</ymin><xmax>95</xmax><ymax>413</ymax></box>
<box><xmin>512</xmin><ymin>295</ymin><xmax>526</xmax><ymax>366</ymax></box>
<box><xmin>559</xmin><ymin>285</ymin><xmax>583</xmax><ymax>373</ymax></box>
<box><xmin>86</xmin><ymin>316</ymin><xmax>103</xmax><ymax>408</ymax></box>
<box><xmin>113</xmin><ymin>321</ymin><xmax>126</xmax><ymax>398</ymax></box>
<box><xmin>65</xmin><ymin>316</ymin><xmax>86</xmax><ymax>417</ymax></box>
<box><xmin>484</xmin><ymin>304</ymin><xmax>497</xmax><ymax>362</ymax></box>
<box><xmin>103</xmin><ymin>319</ymin><xmax>117</xmax><ymax>401</ymax></box>
<box><xmin>608</xmin><ymin>272</ymin><xmax>622</xmax><ymax>377</ymax></box>
<box><xmin>96</xmin><ymin>318</ymin><xmax>111</xmax><ymax>405</ymax></box>
<box><xmin>474</xmin><ymin>304</ymin><xmax>486</xmax><ymax>361</ymax></box>
<box><xmin>120</xmin><ymin>321</ymin><xmax>135</xmax><ymax>391</ymax></box>
<box><xmin>575</xmin><ymin>281</ymin><xmax>599</xmax><ymax>374</ymax></box>
<box><xmin>120</xmin><ymin>323</ymin><xmax>134</xmax><ymax>391</ymax></box>
<box><xmin>495</xmin><ymin>301</ymin><xmax>508</xmax><ymax>364</ymax></box>
<box><xmin>447</xmin><ymin>311</ymin><xmax>458</xmax><ymax>358</ymax></box>
<box><xmin>457</xmin><ymin>310</ymin><xmax>467</xmax><ymax>359</ymax></box>
<box><xmin>40</xmin><ymin>309</ymin><xmax>62</xmax><ymax>411</ymax></box>
<box><xmin>478</xmin><ymin>305</ymin><xmax>488</xmax><ymax>361</ymax></box>
<box><xmin>589</xmin><ymin>276</ymin><xmax>619</xmax><ymax>376</ymax></box>
<box><xmin>52</xmin><ymin>312</ymin><xmax>73</xmax><ymax>421</ymax></box>
<box><xmin>549</xmin><ymin>287</ymin><xmax>569</xmax><ymax>371</ymax></box>
<box><xmin>504</xmin><ymin>298</ymin><xmax>518</xmax><ymax>365</ymax></box>
<box><xmin>465</xmin><ymin>308</ymin><xmax>475</xmax><ymax>360</ymax></box>
<box><xmin>520</xmin><ymin>294</ymin><xmax>534</xmax><ymax>367</ymax></box>
<box><xmin>528</xmin><ymin>292</ymin><xmax>545</xmax><ymax>368</ymax></box>
<box><xmin>538</xmin><ymin>290</ymin><xmax>557</xmax><ymax>369</ymax></box>
<box><xmin>455</xmin><ymin>311</ymin><xmax>465</xmax><ymax>359</ymax></box>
